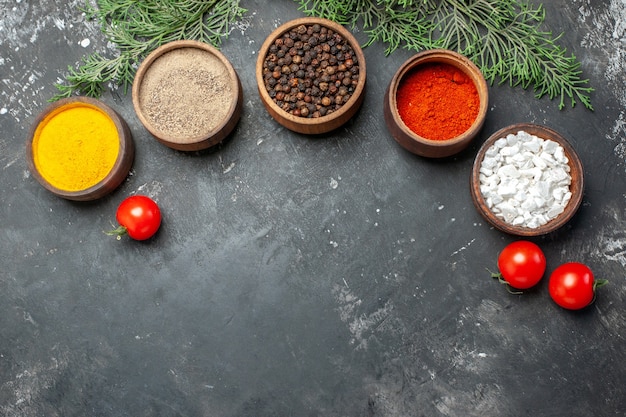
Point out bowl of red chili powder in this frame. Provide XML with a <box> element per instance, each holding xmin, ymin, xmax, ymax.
<box><xmin>256</xmin><ymin>17</ymin><xmax>367</xmax><ymax>135</ymax></box>
<box><xmin>384</xmin><ymin>49</ymin><xmax>488</xmax><ymax>158</ymax></box>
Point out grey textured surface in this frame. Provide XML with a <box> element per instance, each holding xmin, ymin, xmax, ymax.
<box><xmin>1</xmin><ymin>0</ymin><xmax>625</xmax><ymax>416</ymax></box>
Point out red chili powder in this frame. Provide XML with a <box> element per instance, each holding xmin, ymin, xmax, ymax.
<box><xmin>396</xmin><ymin>63</ymin><xmax>480</xmax><ymax>141</ymax></box>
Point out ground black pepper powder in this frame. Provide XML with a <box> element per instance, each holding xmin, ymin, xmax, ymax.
<box><xmin>138</xmin><ymin>48</ymin><xmax>233</xmax><ymax>141</ymax></box>
<box><xmin>262</xmin><ymin>24</ymin><xmax>360</xmax><ymax>118</ymax></box>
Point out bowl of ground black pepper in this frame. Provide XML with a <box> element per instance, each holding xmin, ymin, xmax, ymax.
<box><xmin>256</xmin><ymin>17</ymin><xmax>367</xmax><ymax>135</ymax></box>
<box><xmin>132</xmin><ymin>40</ymin><xmax>243</xmax><ymax>151</ymax></box>
<box><xmin>383</xmin><ymin>49</ymin><xmax>488</xmax><ymax>158</ymax></box>
<box><xmin>27</xmin><ymin>97</ymin><xmax>134</xmax><ymax>201</ymax></box>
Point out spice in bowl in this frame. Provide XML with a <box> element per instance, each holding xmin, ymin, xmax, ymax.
<box><xmin>396</xmin><ymin>63</ymin><xmax>479</xmax><ymax>141</ymax></box>
<box><xmin>27</xmin><ymin>97</ymin><xmax>134</xmax><ymax>201</ymax></box>
<box><xmin>261</xmin><ymin>22</ymin><xmax>360</xmax><ymax>119</ymax></box>
<box><xmin>133</xmin><ymin>40</ymin><xmax>243</xmax><ymax>151</ymax></box>
<box><xmin>471</xmin><ymin>123</ymin><xmax>584</xmax><ymax>236</ymax></box>
<box><xmin>256</xmin><ymin>17</ymin><xmax>367</xmax><ymax>134</ymax></box>
<box><xmin>383</xmin><ymin>49</ymin><xmax>488</xmax><ymax>158</ymax></box>
<box><xmin>478</xmin><ymin>130</ymin><xmax>573</xmax><ymax>229</ymax></box>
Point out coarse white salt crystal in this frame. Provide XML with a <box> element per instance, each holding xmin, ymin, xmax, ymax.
<box><xmin>494</xmin><ymin>137</ymin><xmax>508</xmax><ymax>148</ymax></box>
<box><xmin>522</xmin><ymin>139</ymin><xmax>542</xmax><ymax>153</ymax></box>
<box><xmin>481</xmin><ymin>155</ymin><xmax>497</xmax><ymax>169</ymax></box>
<box><xmin>478</xmin><ymin>130</ymin><xmax>573</xmax><ymax>229</ymax></box>
<box><xmin>547</xmin><ymin>204</ymin><xmax>566</xmax><ymax>219</ymax></box>
<box><xmin>500</xmin><ymin>146</ymin><xmax>517</xmax><ymax>157</ymax></box>
<box><xmin>498</xmin><ymin>164</ymin><xmax>520</xmax><ymax>178</ymax></box>
<box><xmin>521</xmin><ymin>198</ymin><xmax>537</xmax><ymax>211</ymax></box>
<box><xmin>532</xmin><ymin>155</ymin><xmax>547</xmax><ymax>169</ymax></box>
<box><xmin>554</xmin><ymin>147</ymin><xmax>568</xmax><ymax>164</ymax></box>
<box><xmin>543</xmin><ymin>139</ymin><xmax>559</xmax><ymax>154</ymax></box>
<box><xmin>506</xmin><ymin>133</ymin><xmax>520</xmax><ymax>145</ymax></box>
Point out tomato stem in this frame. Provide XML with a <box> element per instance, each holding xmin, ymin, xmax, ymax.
<box><xmin>587</xmin><ymin>279</ymin><xmax>609</xmax><ymax>307</ymax></box>
<box><xmin>487</xmin><ymin>268</ymin><xmax>523</xmax><ymax>295</ymax></box>
<box><xmin>593</xmin><ymin>279</ymin><xmax>609</xmax><ymax>291</ymax></box>
<box><xmin>104</xmin><ymin>225</ymin><xmax>128</xmax><ymax>240</ymax></box>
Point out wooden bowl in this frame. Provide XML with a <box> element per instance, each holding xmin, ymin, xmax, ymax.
<box><xmin>132</xmin><ymin>40</ymin><xmax>243</xmax><ymax>151</ymax></box>
<box><xmin>470</xmin><ymin>123</ymin><xmax>584</xmax><ymax>236</ymax></box>
<box><xmin>383</xmin><ymin>49</ymin><xmax>488</xmax><ymax>158</ymax></box>
<box><xmin>27</xmin><ymin>97</ymin><xmax>134</xmax><ymax>201</ymax></box>
<box><xmin>256</xmin><ymin>17</ymin><xmax>367</xmax><ymax>135</ymax></box>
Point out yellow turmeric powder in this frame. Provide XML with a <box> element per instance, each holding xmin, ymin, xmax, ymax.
<box><xmin>32</xmin><ymin>102</ymin><xmax>120</xmax><ymax>191</ymax></box>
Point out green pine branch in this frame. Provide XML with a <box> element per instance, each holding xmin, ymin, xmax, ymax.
<box><xmin>296</xmin><ymin>0</ymin><xmax>594</xmax><ymax>110</ymax></box>
<box><xmin>51</xmin><ymin>0</ymin><xmax>246</xmax><ymax>101</ymax></box>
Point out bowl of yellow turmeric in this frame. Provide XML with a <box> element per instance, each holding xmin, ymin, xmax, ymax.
<box><xmin>27</xmin><ymin>97</ymin><xmax>134</xmax><ymax>201</ymax></box>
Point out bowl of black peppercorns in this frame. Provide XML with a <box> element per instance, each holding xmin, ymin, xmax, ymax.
<box><xmin>256</xmin><ymin>17</ymin><xmax>367</xmax><ymax>135</ymax></box>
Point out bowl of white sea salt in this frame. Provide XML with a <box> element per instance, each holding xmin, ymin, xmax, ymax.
<box><xmin>470</xmin><ymin>123</ymin><xmax>584</xmax><ymax>236</ymax></box>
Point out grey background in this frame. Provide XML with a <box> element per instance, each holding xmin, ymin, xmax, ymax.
<box><xmin>1</xmin><ymin>0</ymin><xmax>625</xmax><ymax>416</ymax></box>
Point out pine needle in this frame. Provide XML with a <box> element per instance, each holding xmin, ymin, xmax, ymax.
<box><xmin>51</xmin><ymin>0</ymin><xmax>246</xmax><ymax>101</ymax></box>
<box><xmin>296</xmin><ymin>0</ymin><xmax>594</xmax><ymax>110</ymax></box>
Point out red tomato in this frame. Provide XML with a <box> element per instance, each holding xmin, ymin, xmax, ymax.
<box><xmin>107</xmin><ymin>195</ymin><xmax>161</xmax><ymax>241</ymax></box>
<box><xmin>496</xmin><ymin>241</ymin><xmax>546</xmax><ymax>290</ymax></box>
<box><xmin>548</xmin><ymin>262</ymin><xmax>607</xmax><ymax>310</ymax></box>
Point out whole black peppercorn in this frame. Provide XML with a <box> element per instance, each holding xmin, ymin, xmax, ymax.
<box><xmin>262</xmin><ymin>23</ymin><xmax>361</xmax><ymax>118</ymax></box>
